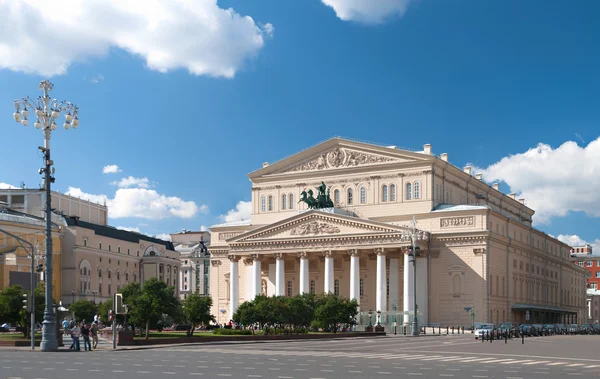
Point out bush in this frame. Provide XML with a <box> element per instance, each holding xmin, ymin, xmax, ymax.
<box><xmin>212</xmin><ymin>328</ymin><xmax>253</xmax><ymax>336</ymax></box>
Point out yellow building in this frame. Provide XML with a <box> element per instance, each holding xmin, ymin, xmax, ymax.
<box><xmin>0</xmin><ymin>203</ymin><xmax>63</xmax><ymax>301</ymax></box>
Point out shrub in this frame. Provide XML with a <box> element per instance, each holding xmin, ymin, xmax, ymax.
<box><xmin>212</xmin><ymin>328</ymin><xmax>253</xmax><ymax>336</ymax></box>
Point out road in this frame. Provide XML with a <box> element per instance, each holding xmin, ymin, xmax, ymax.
<box><xmin>1</xmin><ymin>334</ymin><xmax>600</xmax><ymax>378</ymax></box>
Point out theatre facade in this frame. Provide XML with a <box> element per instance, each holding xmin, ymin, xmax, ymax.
<box><xmin>209</xmin><ymin>138</ymin><xmax>587</xmax><ymax>328</ymax></box>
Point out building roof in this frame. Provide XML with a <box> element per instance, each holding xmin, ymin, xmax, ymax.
<box><xmin>0</xmin><ymin>207</ymin><xmax>63</xmax><ymax>229</ymax></box>
<box><xmin>431</xmin><ymin>204</ymin><xmax>490</xmax><ymax>213</ymax></box>
<box><xmin>64</xmin><ymin>216</ymin><xmax>175</xmax><ymax>250</ymax></box>
<box><xmin>210</xmin><ymin>219</ymin><xmax>252</xmax><ymax>228</ymax></box>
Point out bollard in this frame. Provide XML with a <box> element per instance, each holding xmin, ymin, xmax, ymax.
<box><xmin>439</xmin><ymin>327</ymin><xmax>441</xmax><ymax>335</ymax></box>
<box><xmin>424</xmin><ymin>327</ymin><xmax>426</xmax><ymax>335</ymax></box>
<box><xmin>505</xmin><ymin>331</ymin><xmax>508</xmax><ymax>343</ymax></box>
<box><xmin>403</xmin><ymin>326</ymin><xmax>406</xmax><ymax>335</ymax></box>
<box><xmin>446</xmin><ymin>327</ymin><xmax>449</xmax><ymax>334</ymax></box>
<box><xmin>452</xmin><ymin>326</ymin><xmax>454</xmax><ymax>334</ymax></box>
<box><xmin>490</xmin><ymin>330</ymin><xmax>493</xmax><ymax>343</ymax></box>
<box><xmin>522</xmin><ymin>332</ymin><xmax>524</xmax><ymax>344</ymax></box>
<box><xmin>462</xmin><ymin>326</ymin><xmax>465</xmax><ymax>334</ymax></box>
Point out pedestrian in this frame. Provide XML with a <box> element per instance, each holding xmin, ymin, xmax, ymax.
<box><xmin>62</xmin><ymin>318</ymin><xmax>69</xmax><ymax>332</ymax></box>
<box><xmin>94</xmin><ymin>313</ymin><xmax>99</xmax><ymax>324</ymax></box>
<box><xmin>71</xmin><ymin>322</ymin><xmax>80</xmax><ymax>351</ymax></box>
<box><xmin>91</xmin><ymin>322</ymin><xmax>98</xmax><ymax>349</ymax></box>
<box><xmin>69</xmin><ymin>318</ymin><xmax>75</xmax><ymax>329</ymax></box>
<box><xmin>81</xmin><ymin>323</ymin><xmax>91</xmax><ymax>351</ymax></box>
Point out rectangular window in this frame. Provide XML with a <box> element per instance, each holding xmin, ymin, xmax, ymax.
<box><xmin>99</xmin><ymin>242</ymin><xmax>102</xmax><ymax>250</ymax></box>
<box><xmin>118</xmin><ymin>247</ymin><xmax>121</xmax><ymax>253</ymax></box>
<box><xmin>333</xmin><ymin>280</ymin><xmax>339</xmax><ymax>296</ymax></box>
<box><xmin>578</xmin><ymin>261</ymin><xmax>584</xmax><ymax>267</ymax></box>
<box><xmin>127</xmin><ymin>249</ymin><xmax>130</xmax><ymax>255</ymax></box>
<box><xmin>591</xmin><ymin>283</ymin><xmax>598</xmax><ymax>290</ymax></box>
<box><xmin>596</xmin><ymin>272</ymin><xmax>600</xmax><ymax>278</ymax></box>
<box><xmin>359</xmin><ymin>278</ymin><xmax>364</xmax><ymax>297</ymax></box>
<box><xmin>587</xmin><ymin>261</ymin><xmax>593</xmax><ymax>267</ymax></box>
<box><xmin>109</xmin><ymin>244</ymin><xmax>111</xmax><ymax>251</ymax></box>
<box><xmin>83</xmin><ymin>239</ymin><xmax>87</xmax><ymax>247</ymax></box>
<box><xmin>310</xmin><ymin>280</ymin><xmax>316</xmax><ymax>295</ymax></box>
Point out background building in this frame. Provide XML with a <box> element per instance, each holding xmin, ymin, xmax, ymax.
<box><xmin>209</xmin><ymin>138</ymin><xmax>588</xmax><ymax>327</ymax></box>
<box><xmin>171</xmin><ymin>230</ymin><xmax>210</xmax><ymax>299</ymax></box>
<box><xmin>570</xmin><ymin>245</ymin><xmax>598</xmax><ymax>289</ymax></box>
<box><xmin>586</xmin><ymin>289</ymin><xmax>600</xmax><ymax>324</ymax></box>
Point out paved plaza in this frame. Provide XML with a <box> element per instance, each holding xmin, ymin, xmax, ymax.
<box><xmin>2</xmin><ymin>334</ymin><xmax>600</xmax><ymax>378</ymax></box>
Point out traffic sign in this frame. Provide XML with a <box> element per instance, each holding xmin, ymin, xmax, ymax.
<box><xmin>526</xmin><ymin>311</ymin><xmax>530</xmax><ymax>321</ymax></box>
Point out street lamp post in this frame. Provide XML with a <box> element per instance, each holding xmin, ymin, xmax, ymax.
<box><xmin>71</xmin><ymin>291</ymin><xmax>76</xmax><ymax>305</ymax></box>
<box><xmin>13</xmin><ymin>80</ymin><xmax>80</xmax><ymax>352</ymax></box>
<box><xmin>92</xmin><ymin>290</ymin><xmax>97</xmax><ymax>304</ymax></box>
<box><xmin>402</xmin><ymin>216</ymin><xmax>429</xmax><ymax>337</ymax></box>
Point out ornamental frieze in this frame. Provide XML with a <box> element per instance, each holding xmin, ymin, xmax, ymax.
<box><xmin>219</xmin><ymin>232</ymin><xmax>242</xmax><ymax>241</ymax></box>
<box><xmin>229</xmin><ymin>235</ymin><xmax>412</xmax><ymax>252</ymax></box>
<box><xmin>289</xmin><ymin>221</ymin><xmax>341</xmax><ymax>235</ymax></box>
<box><xmin>440</xmin><ymin>216</ymin><xmax>475</xmax><ymax>228</ymax></box>
<box><xmin>284</xmin><ymin>148</ymin><xmax>397</xmax><ymax>173</ymax></box>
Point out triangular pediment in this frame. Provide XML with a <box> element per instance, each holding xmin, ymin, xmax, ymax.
<box><xmin>227</xmin><ymin>210</ymin><xmax>405</xmax><ymax>244</ymax></box>
<box><xmin>248</xmin><ymin>138</ymin><xmax>433</xmax><ymax>178</ymax></box>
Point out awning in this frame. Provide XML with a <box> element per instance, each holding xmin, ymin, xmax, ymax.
<box><xmin>511</xmin><ymin>303</ymin><xmax>577</xmax><ymax>314</ymax></box>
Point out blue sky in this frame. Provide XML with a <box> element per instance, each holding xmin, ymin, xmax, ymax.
<box><xmin>1</xmin><ymin>0</ymin><xmax>599</xmax><ymax>248</ymax></box>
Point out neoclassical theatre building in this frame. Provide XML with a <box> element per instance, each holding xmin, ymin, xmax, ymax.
<box><xmin>209</xmin><ymin>138</ymin><xmax>587</xmax><ymax>327</ymax></box>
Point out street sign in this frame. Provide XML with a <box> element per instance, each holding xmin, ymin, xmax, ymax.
<box><xmin>464</xmin><ymin>307</ymin><xmax>472</xmax><ymax>312</ymax></box>
<box><xmin>526</xmin><ymin>311</ymin><xmax>530</xmax><ymax>321</ymax></box>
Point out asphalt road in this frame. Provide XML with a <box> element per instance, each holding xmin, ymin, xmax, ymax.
<box><xmin>2</xmin><ymin>334</ymin><xmax>600</xmax><ymax>378</ymax></box>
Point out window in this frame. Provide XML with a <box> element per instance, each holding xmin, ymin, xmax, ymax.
<box><xmin>261</xmin><ymin>195</ymin><xmax>266</xmax><ymax>212</ymax></box>
<box><xmin>334</xmin><ymin>279</ymin><xmax>340</xmax><ymax>296</ymax></box>
<box><xmin>99</xmin><ymin>242</ymin><xmax>102</xmax><ymax>250</ymax></box>
<box><xmin>127</xmin><ymin>249</ymin><xmax>130</xmax><ymax>256</ymax></box>
<box><xmin>453</xmin><ymin>275</ymin><xmax>461</xmax><ymax>298</ymax></box>
<box><xmin>310</xmin><ymin>280</ymin><xmax>316</xmax><ymax>294</ymax></box>
<box><xmin>334</xmin><ymin>189</ymin><xmax>340</xmax><ymax>205</ymax></box>
<box><xmin>125</xmin><ymin>272</ymin><xmax>129</xmax><ymax>281</ymax></box>
<box><xmin>578</xmin><ymin>261</ymin><xmax>584</xmax><ymax>267</ymax></box>
<box><xmin>386</xmin><ymin>278</ymin><xmax>389</xmax><ymax>296</ymax></box>
<box><xmin>359</xmin><ymin>278</ymin><xmax>364</xmax><ymax>296</ymax></box>
<box><xmin>406</xmin><ymin>183</ymin><xmax>412</xmax><ymax>200</ymax></box>
<box><xmin>390</xmin><ymin>184</ymin><xmax>396</xmax><ymax>201</ymax></box>
<box><xmin>596</xmin><ymin>272</ymin><xmax>600</xmax><ymax>278</ymax></box>
<box><xmin>414</xmin><ymin>181</ymin><xmax>420</xmax><ymax>199</ymax></box>
<box><xmin>98</xmin><ymin>270</ymin><xmax>102</xmax><ymax>278</ymax></box>
<box><xmin>108</xmin><ymin>284</ymin><xmax>112</xmax><ymax>295</ymax></box>
<box><xmin>282</xmin><ymin>194</ymin><xmax>287</xmax><ymax>210</ymax></box>
<box><xmin>587</xmin><ymin>261</ymin><xmax>593</xmax><ymax>267</ymax></box>
<box><xmin>108</xmin><ymin>271</ymin><xmax>111</xmax><ymax>279</ymax></box>
<box><xmin>435</xmin><ymin>184</ymin><xmax>439</xmax><ymax>202</ymax></box>
<box><xmin>117</xmin><ymin>271</ymin><xmax>120</xmax><ymax>280</ymax></box>
<box><xmin>118</xmin><ymin>247</ymin><xmax>121</xmax><ymax>253</ymax></box>
<box><xmin>268</xmin><ymin>195</ymin><xmax>273</xmax><ymax>211</ymax></box>
<box><xmin>382</xmin><ymin>185</ymin><xmax>388</xmax><ymax>202</ymax></box>
<box><xmin>289</xmin><ymin>194</ymin><xmax>294</xmax><ymax>209</ymax></box>
<box><xmin>83</xmin><ymin>239</ymin><xmax>87</xmax><ymax>247</ymax></box>
<box><xmin>591</xmin><ymin>283</ymin><xmax>598</xmax><ymax>290</ymax></box>
<box><xmin>108</xmin><ymin>244</ymin><xmax>111</xmax><ymax>252</ymax></box>
<box><xmin>347</xmin><ymin>188</ymin><xmax>353</xmax><ymax>205</ymax></box>
<box><xmin>359</xmin><ymin>186</ymin><xmax>366</xmax><ymax>204</ymax></box>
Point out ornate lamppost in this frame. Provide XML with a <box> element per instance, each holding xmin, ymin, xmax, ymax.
<box><xmin>13</xmin><ymin>80</ymin><xmax>80</xmax><ymax>351</ymax></box>
<box><xmin>402</xmin><ymin>216</ymin><xmax>429</xmax><ymax>337</ymax></box>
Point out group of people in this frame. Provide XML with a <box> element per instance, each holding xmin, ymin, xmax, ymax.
<box><xmin>62</xmin><ymin>314</ymin><xmax>100</xmax><ymax>351</ymax></box>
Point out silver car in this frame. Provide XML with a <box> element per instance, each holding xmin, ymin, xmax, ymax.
<box><xmin>474</xmin><ymin>324</ymin><xmax>495</xmax><ymax>339</ymax></box>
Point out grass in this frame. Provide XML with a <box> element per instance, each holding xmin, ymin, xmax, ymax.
<box><xmin>134</xmin><ymin>331</ymin><xmax>261</xmax><ymax>339</ymax></box>
<box><xmin>0</xmin><ymin>333</ymin><xmax>42</xmax><ymax>340</ymax></box>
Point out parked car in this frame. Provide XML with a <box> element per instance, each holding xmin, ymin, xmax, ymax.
<box><xmin>474</xmin><ymin>324</ymin><xmax>495</xmax><ymax>339</ymax></box>
<box><xmin>497</xmin><ymin>322</ymin><xmax>519</xmax><ymax>337</ymax></box>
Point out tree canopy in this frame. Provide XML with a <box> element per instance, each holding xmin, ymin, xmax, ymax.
<box><xmin>182</xmin><ymin>293</ymin><xmax>215</xmax><ymax>335</ymax></box>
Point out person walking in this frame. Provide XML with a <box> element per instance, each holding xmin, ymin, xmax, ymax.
<box><xmin>71</xmin><ymin>323</ymin><xmax>80</xmax><ymax>351</ymax></box>
<box><xmin>91</xmin><ymin>322</ymin><xmax>99</xmax><ymax>349</ymax></box>
<box><xmin>81</xmin><ymin>323</ymin><xmax>91</xmax><ymax>351</ymax></box>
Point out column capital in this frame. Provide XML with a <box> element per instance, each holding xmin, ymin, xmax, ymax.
<box><xmin>210</xmin><ymin>260</ymin><xmax>221</xmax><ymax>267</ymax></box>
<box><xmin>323</xmin><ymin>250</ymin><xmax>333</xmax><ymax>257</ymax></box>
<box><xmin>274</xmin><ymin>253</ymin><xmax>283</xmax><ymax>260</ymax></box>
<box><xmin>228</xmin><ymin>255</ymin><xmax>239</xmax><ymax>262</ymax></box>
<box><xmin>243</xmin><ymin>258</ymin><xmax>254</xmax><ymax>266</ymax></box>
<box><xmin>348</xmin><ymin>249</ymin><xmax>359</xmax><ymax>257</ymax></box>
<box><xmin>250</xmin><ymin>253</ymin><xmax>261</xmax><ymax>261</ymax></box>
<box><xmin>375</xmin><ymin>247</ymin><xmax>385</xmax><ymax>256</ymax></box>
<box><xmin>298</xmin><ymin>251</ymin><xmax>308</xmax><ymax>259</ymax></box>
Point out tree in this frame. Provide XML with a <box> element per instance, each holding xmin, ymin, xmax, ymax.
<box><xmin>126</xmin><ymin>278</ymin><xmax>180</xmax><ymax>339</ymax></box>
<box><xmin>0</xmin><ymin>285</ymin><xmax>25</xmax><ymax>328</ymax></box>
<box><xmin>233</xmin><ymin>300</ymin><xmax>257</xmax><ymax>332</ymax></box>
<box><xmin>182</xmin><ymin>294</ymin><xmax>215</xmax><ymax>336</ymax></box>
<box><xmin>69</xmin><ymin>300</ymin><xmax>97</xmax><ymax>323</ymax></box>
<box><xmin>312</xmin><ymin>294</ymin><xmax>358</xmax><ymax>333</ymax></box>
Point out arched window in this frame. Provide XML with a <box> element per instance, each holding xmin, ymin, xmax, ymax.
<box><xmin>334</xmin><ymin>189</ymin><xmax>340</xmax><ymax>205</ymax></box>
<box><xmin>282</xmin><ymin>194</ymin><xmax>287</xmax><ymax>210</ymax></box>
<box><xmin>79</xmin><ymin>260</ymin><xmax>91</xmax><ymax>295</ymax></box>
<box><xmin>125</xmin><ymin>272</ymin><xmax>129</xmax><ymax>282</ymax></box>
<box><xmin>359</xmin><ymin>186</ymin><xmax>366</xmax><ymax>204</ymax></box>
<box><xmin>359</xmin><ymin>278</ymin><xmax>364</xmax><ymax>296</ymax></box>
<box><xmin>347</xmin><ymin>188</ymin><xmax>354</xmax><ymax>205</ymax></box>
<box><xmin>390</xmin><ymin>184</ymin><xmax>396</xmax><ymax>201</ymax></box>
<box><xmin>268</xmin><ymin>195</ymin><xmax>273</xmax><ymax>211</ymax></box>
<box><xmin>334</xmin><ymin>279</ymin><xmax>340</xmax><ymax>296</ymax></box>
<box><xmin>287</xmin><ymin>281</ymin><xmax>293</xmax><ymax>297</ymax></box>
<box><xmin>107</xmin><ymin>270</ymin><xmax>112</xmax><ymax>279</ymax></box>
<box><xmin>260</xmin><ymin>195</ymin><xmax>266</xmax><ymax>212</ymax></box>
<box><xmin>406</xmin><ymin>183</ymin><xmax>412</xmax><ymax>200</ymax></box>
<box><xmin>310</xmin><ymin>280</ymin><xmax>316</xmax><ymax>294</ymax></box>
<box><xmin>382</xmin><ymin>185</ymin><xmax>388</xmax><ymax>202</ymax></box>
<box><xmin>414</xmin><ymin>181</ymin><xmax>420</xmax><ymax>199</ymax></box>
<box><xmin>288</xmin><ymin>194</ymin><xmax>294</xmax><ymax>210</ymax></box>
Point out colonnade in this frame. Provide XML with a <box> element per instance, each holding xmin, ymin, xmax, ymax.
<box><xmin>227</xmin><ymin>248</ymin><xmax>418</xmax><ymax>324</ymax></box>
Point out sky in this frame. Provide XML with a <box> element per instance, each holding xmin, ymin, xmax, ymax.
<box><xmin>0</xmin><ymin>0</ymin><xmax>599</xmax><ymax>250</ymax></box>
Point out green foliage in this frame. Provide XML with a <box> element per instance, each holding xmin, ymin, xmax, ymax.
<box><xmin>98</xmin><ymin>299</ymin><xmax>112</xmax><ymax>325</ymax></box>
<box><xmin>232</xmin><ymin>293</ymin><xmax>357</xmax><ymax>334</ymax></box>
<box><xmin>0</xmin><ymin>285</ymin><xmax>26</xmax><ymax>327</ymax></box>
<box><xmin>69</xmin><ymin>300</ymin><xmax>98</xmax><ymax>323</ymax></box>
<box><xmin>182</xmin><ymin>294</ymin><xmax>215</xmax><ymax>336</ymax></box>
<box><xmin>212</xmin><ymin>328</ymin><xmax>253</xmax><ymax>335</ymax></box>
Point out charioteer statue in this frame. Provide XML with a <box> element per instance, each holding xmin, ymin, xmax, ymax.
<box><xmin>299</xmin><ymin>181</ymin><xmax>334</xmax><ymax>209</ymax></box>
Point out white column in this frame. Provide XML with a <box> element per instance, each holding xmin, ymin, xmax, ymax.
<box><xmin>403</xmin><ymin>252</ymin><xmax>414</xmax><ymax>325</ymax></box>
<box><xmin>229</xmin><ymin>257</ymin><xmax>239</xmax><ymax>321</ymax></box>
<box><xmin>252</xmin><ymin>255</ymin><xmax>262</xmax><ymax>299</ymax></box>
<box><xmin>389</xmin><ymin>257</ymin><xmax>399</xmax><ymax>313</ymax></box>
<box><xmin>179</xmin><ymin>269</ymin><xmax>183</xmax><ymax>292</ymax></box>
<box><xmin>245</xmin><ymin>260</ymin><xmax>254</xmax><ymax>300</ymax></box>
<box><xmin>376</xmin><ymin>249</ymin><xmax>387</xmax><ymax>312</ymax></box>
<box><xmin>324</xmin><ymin>252</ymin><xmax>334</xmax><ymax>293</ymax></box>
<box><xmin>275</xmin><ymin>254</ymin><xmax>285</xmax><ymax>296</ymax></box>
<box><xmin>299</xmin><ymin>253</ymin><xmax>309</xmax><ymax>294</ymax></box>
<box><xmin>349</xmin><ymin>249</ymin><xmax>360</xmax><ymax>305</ymax></box>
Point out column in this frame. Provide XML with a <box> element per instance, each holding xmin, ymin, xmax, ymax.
<box><xmin>389</xmin><ymin>257</ymin><xmax>399</xmax><ymax>312</ymax></box>
<box><xmin>299</xmin><ymin>252</ymin><xmax>309</xmax><ymax>294</ymax></box>
<box><xmin>275</xmin><ymin>253</ymin><xmax>285</xmax><ymax>296</ymax></box>
<box><xmin>245</xmin><ymin>259</ymin><xmax>254</xmax><ymax>300</ymax></box>
<box><xmin>349</xmin><ymin>249</ymin><xmax>360</xmax><ymax>305</ymax></box>
<box><xmin>179</xmin><ymin>269</ymin><xmax>183</xmax><ymax>292</ymax></box>
<box><xmin>229</xmin><ymin>256</ymin><xmax>239</xmax><ymax>321</ymax></box>
<box><xmin>403</xmin><ymin>250</ymin><xmax>414</xmax><ymax>325</ymax></box>
<box><xmin>324</xmin><ymin>251</ymin><xmax>334</xmax><ymax>293</ymax></box>
<box><xmin>252</xmin><ymin>254</ymin><xmax>261</xmax><ymax>300</ymax></box>
<box><xmin>376</xmin><ymin>248</ymin><xmax>387</xmax><ymax>312</ymax></box>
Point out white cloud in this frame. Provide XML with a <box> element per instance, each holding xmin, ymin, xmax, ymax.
<box><xmin>102</xmin><ymin>165</ymin><xmax>121</xmax><ymax>174</ymax></box>
<box><xmin>154</xmin><ymin>233</ymin><xmax>172</xmax><ymax>242</ymax></box>
<box><xmin>90</xmin><ymin>74</ymin><xmax>104</xmax><ymax>84</ymax></box>
<box><xmin>220</xmin><ymin>200</ymin><xmax>252</xmax><ymax>222</ymax></box>
<box><xmin>479</xmin><ymin>137</ymin><xmax>600</xmax><ymax>224</ymax></box>
<box><xmin>111</xmin><ymin>176</ymin><xmax>150</xmax><ymax>189</ymax></box>
<box><xmin>66</xmin><ymin>187</ymin><xmax>207</xmax><ymax>220</ymax></box>
<box><xmin>0</xmin><ymin>0</ymin><xmax>273</xmax><ymax>78</ymax></box>
<box><xmin>322</xmin><ymin>0</ymin><xmax>412</xmax><ymax>24</ymax></box>
<box><xmin>557</xmin><ymin>234</ymin><xmax>600</xmax><ymax>253</ymax></box>
<box><xmin>116</xmin><ymin>226</ymin><xmax>141</xmax><ymax>233</ymax></box>
<box><xmin>200</xmin><ymin>225</ymin><xmax>209</xmax><ymax>232</ymax></box>
<box><xmin>0</xmin><ymin>182</ymin><xmax>18</xmax><ymax>189</ymax></box>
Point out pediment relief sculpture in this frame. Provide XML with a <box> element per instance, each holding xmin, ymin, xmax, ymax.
<box><xmin>284</xmin><ymin>148</ymin><xmax>399</xmax><ymax>173</ymax></box>
<box><xmin>289</xmin><ymin>221</ymin><xmax>340</xmax><ymax>236</ymax></box>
